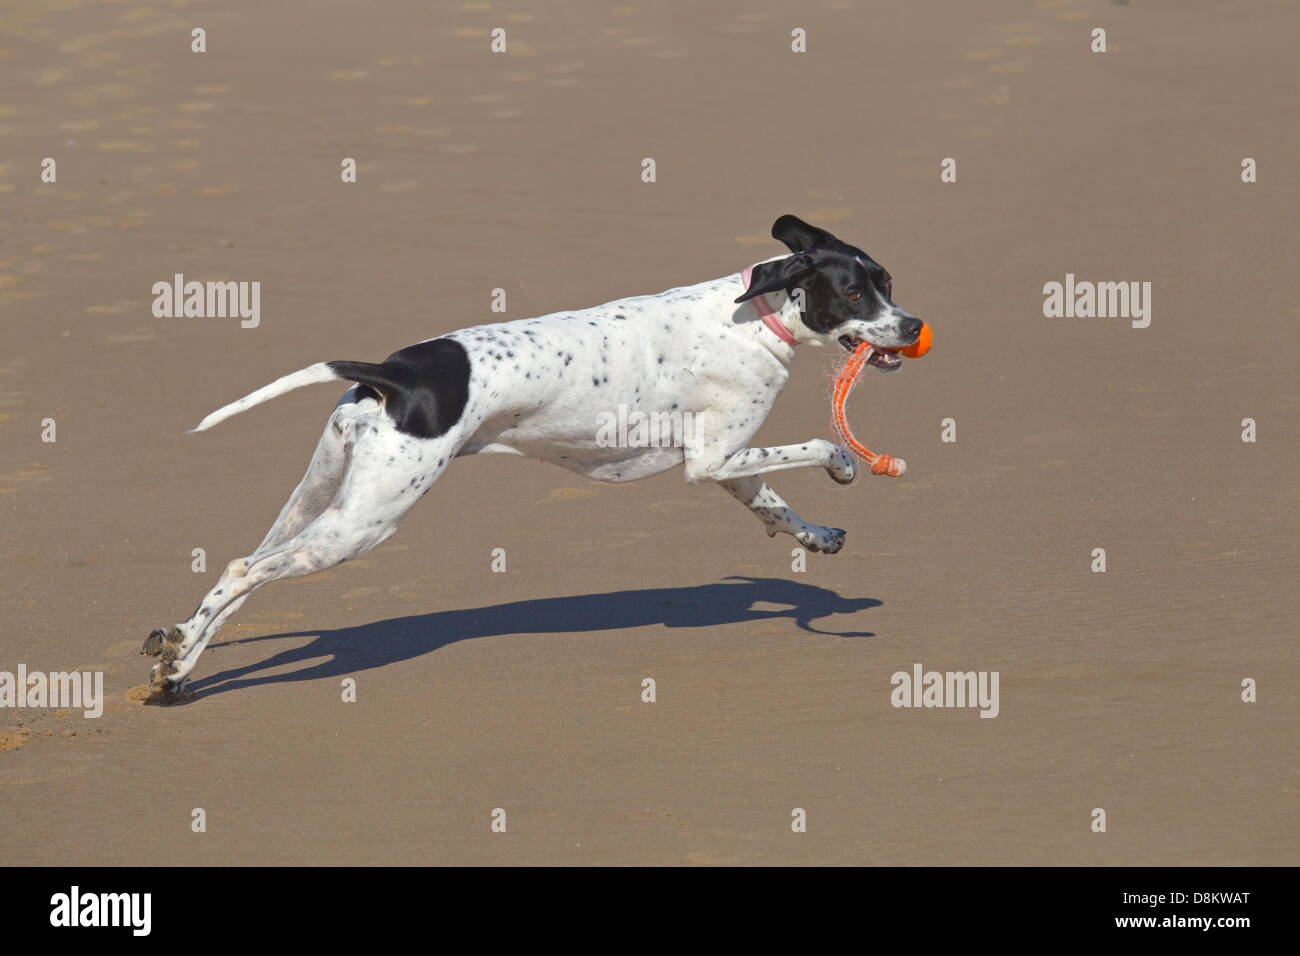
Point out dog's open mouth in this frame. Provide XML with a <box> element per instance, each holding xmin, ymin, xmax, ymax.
<box><xmin>838</xmin><ymin>335</ymin><xmax>903</xmax><ymax>372</ymax></box>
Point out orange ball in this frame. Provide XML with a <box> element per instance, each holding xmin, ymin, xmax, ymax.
<box><xmin>900</xmin><ymin>322</ymin><xmax>932</xmax><ymax>359</ymax></box>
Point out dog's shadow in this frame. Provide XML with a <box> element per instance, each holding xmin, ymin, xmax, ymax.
<box><xmin>187</xmin><ymin>575</ymin><xmax>882</xmax><ymax>698</ymax></box>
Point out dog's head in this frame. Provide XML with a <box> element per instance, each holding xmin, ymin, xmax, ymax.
<box><xmin>735</xmin><ymin>214</ymin><xmax>923</xmax><ymax>372</ymax></box>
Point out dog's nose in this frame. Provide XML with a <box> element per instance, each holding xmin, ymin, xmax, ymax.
<box><xmin>899</xmin><ymin>316</ymin><xmax>924</xmax><ymax>342</ymax></box>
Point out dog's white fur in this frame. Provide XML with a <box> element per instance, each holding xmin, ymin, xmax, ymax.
<box><xmin>146</xmin><ymin>256</ymin><xmax>912</xmax><ymax>695</ymax></box>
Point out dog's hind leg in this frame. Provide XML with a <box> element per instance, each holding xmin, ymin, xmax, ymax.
<box><xmin>256</xmin><ymin>387</ymin><xmax>377</xmax><ymax>550</ymax></box>
<box><xmin>145</xmin><ymin>409</ymin><xmax>465</xmax><ymax>697</ymax></box>
<box><xmin>716</xmin><ymin>476</ymin><xmax>847</xmax><ymax>555</ymax></box>
<box><xmin>141</xmin><ymin>390</ymin><xmax>374</xmax><ymax>678</ymax></box>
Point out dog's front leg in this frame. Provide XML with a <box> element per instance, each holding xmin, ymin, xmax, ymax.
<box><xmin>716</xmin><ymin>476</ymin><xmax>846</xmax><ymax>554</ymax></box>
<box><xmin>685</xmin><ymin>438</ymin><xmax>856</xmax><ymax>484</ymax></box>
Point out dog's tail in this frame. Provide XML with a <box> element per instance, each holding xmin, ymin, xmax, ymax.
<box><xmin>190</xmin><ymin>360</ymin><xmax>397</xmax><ymax>433</ymax></box>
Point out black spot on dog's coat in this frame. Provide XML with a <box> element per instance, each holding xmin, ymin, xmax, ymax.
<box><xmin>328</xmin><ymin>338</ymin><xmax>471</xmax><ymax>440</ymax></box>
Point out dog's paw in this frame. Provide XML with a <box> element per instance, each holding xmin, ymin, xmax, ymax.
<box><xmin>797</xmin><ymin>526</ymin><xmax>846</xmax><ymax>554</ymax></box>
<box><xmin>826</xmin><ymin>445</ymin><xmax>856</xmax><ymax>485</ymax></box>
<box><xmin>141</xmin><ymin>628</ymin><xmax>167</xmax><ymax>657</ymax></box>
<box><xmin>144</xmin><ymin>627</ymin><xmax>197</xmax><ymax>704</ymax></box>
<box><xmin>146</xmin><ymin>677</ymin><xmax>193</xmax><ymax>705</ymax></box>
<box><xmin>146</xmin><ymin>660</ymin><xmax>194</xmax><ymax>705</ymax></box>
<box><xmin>818</xmin><ymin>527</ymin><xmax>847</xmax><ymax>554</ymax></box>
<box><xmin>141</xmin><ymin>625</ymin><xmax>185</xmax><ymax>659</ymax></box>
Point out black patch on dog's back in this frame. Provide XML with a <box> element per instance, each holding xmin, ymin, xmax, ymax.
<box><xmin>328</xmin><ymin>338</ymin><xmax>471</xmax><ymax>439</ymax></box>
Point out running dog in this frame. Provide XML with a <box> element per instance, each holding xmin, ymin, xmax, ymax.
<box><xmin>143</xmin><ymin>214</ymin><xmax>924</xmax><ymax>697</ymax></box>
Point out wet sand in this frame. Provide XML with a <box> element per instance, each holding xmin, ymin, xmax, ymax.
<box><xmin>0</xmin><ymin>0</ymin><xmax>1296</xmax><ymax>864</ymax></box>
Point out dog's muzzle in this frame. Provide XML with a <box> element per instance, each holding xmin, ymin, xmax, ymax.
<box><xmin>838</xmin><ymin>335</ymin><xmax>903</xmax><ymax>372</ymax></box>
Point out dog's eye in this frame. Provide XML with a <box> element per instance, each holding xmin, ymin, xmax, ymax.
<box><xmin>845</xmin><ymin>290</ymin><xmax>861</xmax><ymax>302</ymax></box>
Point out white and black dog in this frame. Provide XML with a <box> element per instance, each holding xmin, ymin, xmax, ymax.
<box><xmin>143</xmin><ymin>215</ymin><xmax>924</xmax><ymax>697</ymax></box>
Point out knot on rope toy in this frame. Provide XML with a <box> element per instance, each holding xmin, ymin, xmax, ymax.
<box><xmin>868</xmin><ymin>454</ymin><xmax>905</xmax><ymax>477</ymax></box>
<box><xmin>830</xmin><ymin>325</ymin><xmax>931</xmax><ymax>478</ymax></box>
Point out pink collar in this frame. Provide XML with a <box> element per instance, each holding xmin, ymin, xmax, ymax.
<box><xmin>741</xmin><ymin>265</ymin><xmax>798</xmax><ymax>347</ymax></box>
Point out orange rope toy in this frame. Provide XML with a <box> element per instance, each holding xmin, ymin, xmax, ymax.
<box><xmin>830</xmin><ymin>323</ymin><xmax>932</xmax><ymax>478</ymax></box>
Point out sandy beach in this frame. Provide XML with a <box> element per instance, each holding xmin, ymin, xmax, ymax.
<box><xmin>0</xmin><ymin>0</ymin><xmax>1295</xmax><ymax>865</ymax></box>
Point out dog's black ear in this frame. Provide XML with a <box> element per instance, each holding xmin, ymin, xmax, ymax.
<box><xmin>735</xmin><ymin>253</ymin><xmax>815</xmax><ymax>303</ymax></box>
<box><xmin>772</xmin><ymin>214</ymin><xmax>839</xmax><ymax>253</ymax></box>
